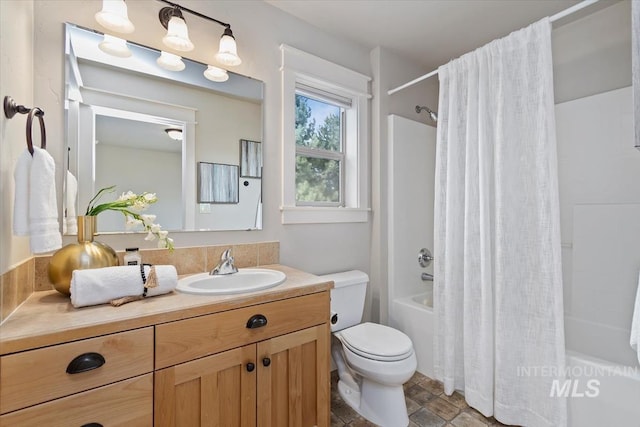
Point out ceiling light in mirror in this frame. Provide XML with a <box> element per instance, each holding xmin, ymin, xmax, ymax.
<box><xmin>98</xmin><ymin>34</ymin><xmax>132</xmax><ymax>58</ymax></box>
<box><xmin>215</xmin><ymin>28</ymin><xmax>242</xmax><ymax>66</ymax></box>
<box><xmin>157</xmin><ymin>51</ymin><xmax>185</xmax><ymax>71</ymax></box>
<box><xmin>204</xmin><ymin>65</ymin><xmax>229</xmax><ymax>82</ymax></box>
<box><xmin>165</xmin><ymin>128</ymin><xmax>183</xmax><ymax>141</ymax></box>
<box><xmin>95</xmin><ymin>0</ymin><xmax>135</xmax><ymax>34</ymax></box>
<box><xmin>161</xmin><ymin>8</ymin><xmax>194</xmax><ymax>52</ymax></box>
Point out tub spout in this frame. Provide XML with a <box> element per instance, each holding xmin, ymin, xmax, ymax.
<box><xmin>421</xmin><ymin>272</ymin><xmax>433</xmax><ymax>281</ymax></box>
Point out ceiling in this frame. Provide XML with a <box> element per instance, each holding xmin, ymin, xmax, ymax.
<box><xmin>265</xmin><ymin>0</ymin><xmax>615</xmax><ymax>72</ymax></box>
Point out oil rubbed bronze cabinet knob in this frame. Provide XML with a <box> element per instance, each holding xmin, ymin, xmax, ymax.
<box><xmin>262</xmin><ymin>357</ymin><xmax>271</xmax><ymax>367</ymax></box>
<box><xmin>246</xmin><ymin>362</ymin><xmax>255</xmax><ymax>372</ymax></box>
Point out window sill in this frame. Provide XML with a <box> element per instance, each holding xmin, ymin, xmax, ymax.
<box><xmin>280</xmin><ymin>206</ymin><xmax>370</xmax><ymax>224</ymax></box>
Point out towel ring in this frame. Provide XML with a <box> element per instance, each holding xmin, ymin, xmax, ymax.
<box><xmin>26</xmin><ymin>107</ymin><xmax>46</xmax><ymax>156</ymax></box>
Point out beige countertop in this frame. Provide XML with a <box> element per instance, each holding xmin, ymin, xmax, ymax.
<box><xmin>0</xmin><ymin>265</ymin><xmax>333</xmax><ymax>355</ymax></box>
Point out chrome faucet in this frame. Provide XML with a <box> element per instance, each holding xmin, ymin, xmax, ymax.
<box><xmin>210</xmin><ymin>248</ymin><xmax>238</xmax><ymax>275</ymax></box>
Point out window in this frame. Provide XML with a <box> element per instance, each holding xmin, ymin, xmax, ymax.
<box><xmin>295</xmin><ymin>92</ymin><xmax>345</xmax><ymax>206</ymax></box>
<box><xmin>281</xmin><ymin>45</ymin><xmax>371</xmax><ymax>224</ymax></box>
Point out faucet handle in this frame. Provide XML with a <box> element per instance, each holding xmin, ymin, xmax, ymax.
<box><xmin>221</xmin><ymin>248</ymin><xmax>232</xmax><ymax>260</ymax></box>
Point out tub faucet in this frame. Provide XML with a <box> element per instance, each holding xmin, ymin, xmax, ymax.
<box><xmin>210</xmin><ymin>248</ymin><xmax>238</xmax><ymax>275</ymax></box>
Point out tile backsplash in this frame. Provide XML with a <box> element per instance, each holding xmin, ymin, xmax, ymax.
<box><xmin>0</xmin><ymin>258</ymin><xmax>35</xmax><ymax>323</ymax></box>
<box><xmin>1</xmin><ymin>242</ymin><xmax>279</xmax><ymax>322</ymax></box>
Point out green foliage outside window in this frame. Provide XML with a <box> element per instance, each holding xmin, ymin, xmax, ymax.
<box><xmin>295</xmin><ymin>94</ymin><xmax>342</xmax><ymax>203</ymax></box>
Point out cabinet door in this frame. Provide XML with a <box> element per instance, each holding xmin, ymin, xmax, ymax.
<box><xmin>155</xmin><ymin>345</ymin><xmax>256</xmax><ymax>427</ymax></box>
<box><xmin>257</xmin><ymin>324</ymin><xmax>330</xmax><ymax>427</ymax></box>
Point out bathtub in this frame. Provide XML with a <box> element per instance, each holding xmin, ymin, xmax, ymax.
<box><xmin>389</xmin><ymin>292</ymin><xmax>640</xmax><ymax>426</ymax></box>
<box><xmin>389</xmin><ymin>291</ymin><xmax>435</xmax><ymax>378</ymax></box>
<box><xmin>566</xmin><ymin>351</ymin><xmax>640</xmax><ymax>426</ymax></box>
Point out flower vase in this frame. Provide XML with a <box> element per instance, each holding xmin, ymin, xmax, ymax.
<box><xmin>48</xmin><ymin>215</ymin><xmax>119</xmax><ymax>296</ymax></box>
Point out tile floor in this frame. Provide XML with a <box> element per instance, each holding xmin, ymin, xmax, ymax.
<box><xmin>330</xmin><ymin>371</ymin><xmax>512</xmax><ymax>427</ymax></box>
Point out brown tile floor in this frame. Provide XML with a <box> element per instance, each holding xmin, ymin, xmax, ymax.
<box><xmin>331</xmin><ymin>370</ymin><xmax>511</xmax><ymax>427</ymax></box>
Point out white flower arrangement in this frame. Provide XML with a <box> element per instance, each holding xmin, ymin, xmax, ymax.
<box><xmin>86</xmin><ymin>186</ymin><xmax>174</xmax><ymax>251</ymax></box>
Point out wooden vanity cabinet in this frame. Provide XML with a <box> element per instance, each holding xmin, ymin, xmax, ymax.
<box><xmin>0</xmin><ymin>273</ymin><xmax>332</xmax><ymax>427</ymax></box>
<box><xmin>154</xmin><ymin>292</ymin><xmax>331</xmax><ymax>427</ymax></box>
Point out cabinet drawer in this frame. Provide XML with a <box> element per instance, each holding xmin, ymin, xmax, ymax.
<box><xmin>0</xmin><ymin>374</ymin><xmax>153</xmax><ymax>427</ymax></box>
<box><xmin>0</xmin><ymin>327</ymin><xmax>153</xmax><ymax>414</ymax></box>
<box><xmin>156</xmin><ymin>291</ymin><xmax>329</xmax><ymax>368</ymax></box>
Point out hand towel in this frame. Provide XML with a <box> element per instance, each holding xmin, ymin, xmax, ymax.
<box><xmin>13</xmin><ymin>149</ymin><xmax>32</xmax><ymax>236</ymax></box>
<box><xmin>29</xmin><ymin>147</ymin><xmax>62</xmax><ymax>253</ymax></box>
<box><xmin>70</xmin><ymin>265</ymin><xmax>178</xmax><ymax>308</ymax></box>
<box><xmin>64</xmin><ymin>170</ymin><xmax>78</xmax><ymax>234</ymax></box>
<box><xmin>631</xmin><ymin>272</ymin><xmax>640</xmax><ymax>365</ymax></box>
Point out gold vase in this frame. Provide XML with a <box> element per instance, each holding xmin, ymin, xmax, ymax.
<box><xmin>48</xmin><ymin>216</ymin><xmax>119</xmax><ymax>296</ymax></box>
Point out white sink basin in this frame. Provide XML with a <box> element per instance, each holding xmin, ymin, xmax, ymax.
<box><xmin>176</xmin><ymin>268</ymin><xmax>287</xmax><ymax>295</ymax></box>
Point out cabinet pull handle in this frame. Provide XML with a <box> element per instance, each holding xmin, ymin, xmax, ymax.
<box><xmin>66</xmin><ymin>352</ymin><xmax>106</xmax><ymax>374</ymax></box>
<box><xmin>246</xmin><ymin>362</ymin><xmax>255</xmax><ymax>372</ymax></box>
<box><xmin>246</xmin><ymin>314</ymin><xmax>268</xmax><ymax>329</ymax></box>
<box><xmin>262</xmin><ymin>357</ymin><xmax>271</xmax><ymax>367</ymax></box>
<box><xmin>81</xmin><ymin>423</ymin><xmax>103</xmax><ymax>427</ymax></box>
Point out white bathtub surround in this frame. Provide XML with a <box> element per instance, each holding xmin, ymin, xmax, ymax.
<box><xmin>433</xmin><ymin>17</ymin><xmax>566</xmax><ymax>427</ymax></box>
<box><xmin>631</xmin><ymin>273</ymin><xmax>640</xmax><ymax>365</ymax></box>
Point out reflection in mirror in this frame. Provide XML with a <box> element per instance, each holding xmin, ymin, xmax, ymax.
<box><xmin>64</xmin><ymin>23</ymin><xmax>263</xmax><ymax>233</ymax></box>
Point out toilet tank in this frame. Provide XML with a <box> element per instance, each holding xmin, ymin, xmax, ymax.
<box><xmin>317</xmin><ymin>270</ymin><xmax>368</xmax><ymax>332</ymax></box>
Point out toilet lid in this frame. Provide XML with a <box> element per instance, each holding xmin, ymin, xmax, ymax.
<box><xmin>339</xmin><ymin>322</ymin><xmax>414</xmax><ymax>362</ymax></box>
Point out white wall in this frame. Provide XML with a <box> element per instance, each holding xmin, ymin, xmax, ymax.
<box><xmin>556</xmin><ymin>86</ymin><xmax>640</xmax><ymax>366</ymax></box>
<box><xmin>0</xmin><ymin>0</ymin><xmax>34</xmax><ymax>274</ymax></box>
<box><xmin>31</xmin><ymin>1</ymin><xmax>371</xmax><ymax>277</ymax></box>
<box><xmin>370</xmin><ymin>46</ymin><xmax>437</xmax><ymax>322</ymax></box>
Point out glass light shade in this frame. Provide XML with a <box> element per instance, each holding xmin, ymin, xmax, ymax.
<box><xmin>157</xmin><ymin>51</ymin><xmax>185</xmax><ymax>71</ymax></box>
<box><xmin>165</xmin><ymin>128</ymin><xmax>183</xmax><ymax>141</ymax></box>
<box><xmin>162</xmin><ymin>16</ymin><xmax>194</xmax><ymax>52</ymax></box>
<box><xmin>204</xmin><ymin>65</ymin><xmax>229</xmax><ymax>82</ymax></box>
<box><xmin>215</xmin><ymin>34</ymin><xmax>241</xmax><ymax>66</ymax></box>
<box><xmin>98</xmin><ymin>34</ymin><xmax>132</xmax><ymax>58</ymax></box>
<box><xmin>95</xmin><ymin>0</ymin><xmax>135</xmax><ymax>34</ymax></box>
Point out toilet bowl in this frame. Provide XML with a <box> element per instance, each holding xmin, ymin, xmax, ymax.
<box><xmin>318</xmin><ymin>271</ymin><xmax>417</xmax><ymax>427</ymax></box>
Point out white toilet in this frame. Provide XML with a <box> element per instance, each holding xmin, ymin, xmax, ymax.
<box><xmin>319</xmin><ymin>270</ymin><xmax>417</xmax><ymax>427</ymax></box>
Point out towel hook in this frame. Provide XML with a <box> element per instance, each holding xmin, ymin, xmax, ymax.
<box><xmin>26</xmin><ymin>107</ymin><xmax>46</xmax><ymax>156</ymax></box>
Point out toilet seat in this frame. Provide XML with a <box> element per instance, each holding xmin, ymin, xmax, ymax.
<box><xmin>338</xmin><ymin>322</ymin><xmax>414</xmax><ymax>362</ymax></box>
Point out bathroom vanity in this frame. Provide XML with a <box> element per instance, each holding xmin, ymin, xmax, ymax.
<box><xmin>0</xmin><ymin>265</ymin><xmax>332</xmax><ymax>427</ymax></box>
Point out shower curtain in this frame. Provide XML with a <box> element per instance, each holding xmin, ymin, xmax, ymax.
<box><xmin>433</xmin><ymin>18</ymin><xmax>566</xmax><ymax>427</ymax></box>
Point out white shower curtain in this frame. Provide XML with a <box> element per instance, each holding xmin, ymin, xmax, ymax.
<box><xmin>433</xmin><ymin>18</ymin><xmax>566</xmax><ymax>427</ymax></box>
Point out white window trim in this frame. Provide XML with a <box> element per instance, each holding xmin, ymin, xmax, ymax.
<box><xmin>280</xmin><ymin>44</ymin><xmax>371</xmax><ymax>224</ymax></box>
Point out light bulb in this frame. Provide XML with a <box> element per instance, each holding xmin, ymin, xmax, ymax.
<box><xmin>157</xmin><ymin>51</ymin><xmax>185</xmax><ymax>71</ymax></box>
<box><xmin>214</xmin><ymin>28</ymin><xmax>241</xmax><ymax>66</ymax></box>
<box><xmin>162</xmin><ymin>16</ymin><xmax>194</xmax><ymax>52</ymax></box>
<box><xmin>98</xmin><ymin>34</ymin><xmax>132</xmax><ymax>58</ymax></box>
<box><xmin>95</xmin><ymin>0</ymin><xmax>135</xmax><ymax>34</ymax></box>
<box><xmin>203</xmin><ymin>65</ymin><xmax>229</xmax><ymax>82</ymax></box>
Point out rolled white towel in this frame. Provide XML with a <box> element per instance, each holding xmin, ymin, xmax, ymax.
<box><xmin>631</xmin><ymin>273</ymin><xmax>640</xmax><ymax>365</ymax></box>
<box><xmin>29</xmin><ymin>147</ymin><xmax>62</xmax><ymax>253</ymax></box>
<box><xmin>70</xmin><ymin>265</ymin><xmax>178</xmax><ymax>308</ymax></box>
<box><xmin>13</xmin><ymin>148</ymin><xmax>32</xmax><ymax>236</ymax></box>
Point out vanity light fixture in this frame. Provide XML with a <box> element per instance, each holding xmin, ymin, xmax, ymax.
<box><xmin>159</xmin><ymin>6</ymin><xmax>194</xmax><ymax>52</ymax></box>
<box><xmin>165</xmin><ymin>128</ymin><xmax>183</xmax><ymax>141</ymax></box>
<box><xmin>215</xmin><ymin>27</ymin><xmax>241</xmax><ymax>66</ymax></box>
<box><xmin>157</xmin><ymin>51</ymin><xmax>186</xmax><ymax>71</ymax></box>
<box><xmin>98</xmin><ymin>34</ymin><xmax>132</xmax><ymax>58</ymax></box>
<box><xmin>95</xmin><ymin>0</ymin><xmax>135</xmax><ymax>34</ymax></box>
<box><xmin>203</xmin><ymin>65</ymin><xmax>229</xmax><ymax>82</ymax></box>
<box><xmin>158</xmin><ymin>0</ymin><xmax>242</xmax><ymax>66</ymax></box>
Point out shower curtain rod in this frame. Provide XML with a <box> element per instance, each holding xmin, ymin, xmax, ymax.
<box><xmin>387</xmin><ymin>0</ymin><xmax>602</xmax><ymax>96</ymax></box>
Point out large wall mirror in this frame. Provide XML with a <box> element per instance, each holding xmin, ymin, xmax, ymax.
<box><xmin>64</xmin><ymin>23</ymin><xmax>263</xmax><ymax>233</ymax></box>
